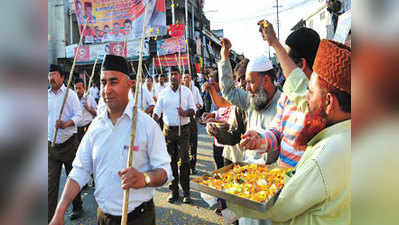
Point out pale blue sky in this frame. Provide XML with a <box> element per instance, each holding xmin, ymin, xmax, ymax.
<box><xmin>204</xmin><ymin>0</ymin><xmax>321</xmax><ymax>59</ymax></box>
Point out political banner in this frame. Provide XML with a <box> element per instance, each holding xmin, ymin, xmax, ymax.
<box><xmin>157</xmin><ymin>36</ymin><xmax>186</xmax><ymax>56</ymax></box>
<box><xmin>154</xmin><ymin>53</ymin><xmax>189</xmax><ymax>67</ymax></box>
<box><xmin>66</xmin><ymin>39</ymin><xmax>149</xmax><ymax>64</ymax></box>
<box><xmin>74</xmin><ymin>0</ymin><xmax>166</xmax><ymax>44</ymax></box>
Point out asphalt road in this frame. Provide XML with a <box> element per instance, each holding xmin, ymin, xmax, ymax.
<box><xmin>59</xmin><ymin>123</ymin><xmax>225</xmax><ymax>225</ymax></box>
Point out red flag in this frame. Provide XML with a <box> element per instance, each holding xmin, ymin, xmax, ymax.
<box><xmin>167</xmin><ymin>24</ymin><xmax>185</xmax><ymax>37</ymax></box>
<box><xmin>75</xmin><ymin>45</ymin><xmax>90</xmax><ymax>62</ymax></box>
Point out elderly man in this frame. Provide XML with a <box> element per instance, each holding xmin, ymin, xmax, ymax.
<box><xmin>240</xmin><ymin>26</ymin><xmax>321</xmax><ymax>168</ymax></box>
<box><xmin>233</xmin><ymin>23</ymin><xmax>351</xmax><ymax>225</ymax></box>
<box><xmin>218</xmin><ymin>39</ymin><xmax>281</xmax><ymax>165</ymax></box>
<box><xmin>49</xmin><ymin>55</ymin><xmax>173</xmax><ymax>225</ymax></box>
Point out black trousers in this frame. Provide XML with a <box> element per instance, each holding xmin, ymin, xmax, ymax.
<box><xmin>77</xmin><ymin>123</ymin><xmax>90</xmax><ymax>143</ymax></box>
<box><xmin>189</xmin><ymin>116</ymin><xmax>198</xmax><ymax>170</ymax></box>
<box><xmin>48</xmin><ymin>135</ymin><xmax>82</xmax><ymax>222</ymax></box>
<box><xmin>97</xmin><ymin>200</ymin><xmax>155</xmax><ymax>225</ymax></box>
<box><xmin>164</xmin><ymin>125</ymin><xmax>191</xmax><ymax>196</ymax></box>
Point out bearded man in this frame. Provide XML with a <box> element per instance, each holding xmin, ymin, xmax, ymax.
<box><xmin>218</xmin><ymin>49</ymin><xmax>281</xmax><ymax>164</ymax></box>
<box><xmin>232</xmin><ymin>21</ymin><xmax>351</xmax><ymax>225</ymax></box>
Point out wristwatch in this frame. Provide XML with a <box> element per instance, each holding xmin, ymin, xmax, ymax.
<box><xmin>143</xmin><ymin>172</ymin><xmax>151</xmax><ymax>186</ymax></box>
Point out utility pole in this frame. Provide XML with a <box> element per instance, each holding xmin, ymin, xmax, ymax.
<box><xmin>273</xmin><ymin>0</ymin><xmax>282</xmax><ymax>41</ymax></box>
<box><xmin>276</xmin><ymin>0</ymin><xmax>280</xmax><ymax>40</ymax></box>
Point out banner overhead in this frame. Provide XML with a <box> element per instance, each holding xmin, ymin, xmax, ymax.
<box><xmin>74</xmin><ymin>0</ymin><xmax>166</xmax><ymax>44</ymax></box>
<box><xmin>157</xmin><ymin>36</ymin><xmax>186</xmax><ymax>56</ymax></box>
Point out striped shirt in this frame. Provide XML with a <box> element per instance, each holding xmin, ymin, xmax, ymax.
<box><xmin>259</xmin><ymin>94</ymin><xmax>307</xmax><ymax>168</ymax></box>
<box><xmin>258</xmin><ymin>68</ymin><xmax>310</xmax><ymax>168</ymax></box>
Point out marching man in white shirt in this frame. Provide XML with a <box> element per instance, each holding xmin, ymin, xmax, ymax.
<box><xmin>145</xmin><ymin>76</ymin><xmax>158</xmax><ymax>103</ymax></box>
<box><xmin>74</xmin><ymin>78</ymin><xmax>97</xmax><ymax>142</ymax></box>
<box><xmin>49</xmin><ymin>55</ymin><xmax>173</xmax><ymax>225</ymax></box>
<box><xmin>130</xmin><ymin>73</ymin><xmax>155</xmax><ymax>115</ymax></box>
<box><xmin>89</xmin><ymin>83</ymin><xmax>100</xmax><ymax>103</ymax></box>
<box><xmin>48</xmin><ymin>64</ymin><xmax>83</xmax><ymax>222</ymax></box>
<box><xmin>153</xmin><ymin>66</ymin><xmax>196</xmax><ymax>204</ymax></box>
<box><xmin>183</xmin><ymin>70</ymin><xmax>203</xmax><ymax>175</ymax></box>
<box><xmin>155</xmin><ymin>73</ymin><xmax>168</xmax><ymax>95</ymax></box>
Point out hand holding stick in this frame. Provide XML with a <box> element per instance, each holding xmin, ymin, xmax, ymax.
<box><xmin>121</xmin><ymin>5</ymin><xmax>149</xmax><ymax>225</ymax></box>
<box><xmin>51</xmin><ymin>18</ymin><xmax>89</xmax><ymax>147</ymax></box>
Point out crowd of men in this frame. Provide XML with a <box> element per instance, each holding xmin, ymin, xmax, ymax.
<box><xmin>48</xmin><ymin>19</ymin><xmax>350</xmax><ymax>225</ymax></box>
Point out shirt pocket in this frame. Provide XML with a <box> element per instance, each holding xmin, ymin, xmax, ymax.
<box><xmin>121</xmin><ymin>134</ymin><xmax>148</xmax><ymax>172</ymax></box>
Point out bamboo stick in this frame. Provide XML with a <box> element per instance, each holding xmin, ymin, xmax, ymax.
<box><xmin>51</xmin><ymin>18</ymin><xmax>89</xmax><ymax>147</ymax></box>
<box><xmin>121</xmin><ymin>5</ymin><xmax>149</xmax><ymax>225</ymax></box>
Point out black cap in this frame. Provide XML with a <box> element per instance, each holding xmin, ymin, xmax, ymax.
<box><xmin>154</xmin><ymin>74</ymin><xmax>159</xmax><ymax>78</ymax></box>
<box><xmin>101</xmin><ymin>54</ymin><xmax>130</xmax><ymax>75</ymax></box>
<box><xmin>183</xmin><ymin>70</ymin><xmax>190</xmax><ymax>75</ymax></box>
<box><xmin>49</xmin><ymin>64</ymin><xmax>62</xmax><ymax>74</ymax></box>
<box><xmin>285</xmin><ymin>28</ymin><xmax>320</xmax><ymax>68</ymax></box>
<box><xmin>160</xmin><ymin>74</ymin><xmax>165</xmax><ymax>78</ymax></box>
<box><xmin>129</xmin><ymin>73</ymin><xmax>137</xmax><ymax>80</ymax></box>
<box><xmin>169</xmin><ymin>66</ymin><xmax>180</xmax><ymax>73</ymax></box>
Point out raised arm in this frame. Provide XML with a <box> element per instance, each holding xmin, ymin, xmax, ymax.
<box><xmin>218</xmin><ymin>38</ymin><xmax>249</xmax><ymax>110</ymax></box>
<box><xmin>202</xmin><ymin>82</ymin><xmax>231</xmax><ymax>108</ymax></box>
<box><xmin>258</xmin><ymin>20</ymin><xmax>298</xmax><ymax>79</ymax></box>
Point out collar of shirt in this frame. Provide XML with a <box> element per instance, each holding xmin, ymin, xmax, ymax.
<box><xmin>261</xmin><ymin>89</ymin><xmax>282</xmax><ymax>112</ymax></box>
<box><xmin>49</xmin><ymin>84</ymin><xmax>66</xmax><ymax>95</ymax></box>
<box><xmin>307</xmin><ymin>119</ymin><xmax>351</xmax><ymax>147</ymax></box>
<box><xmin>97</xmin><ymin>99</ymin><xmax>133</xmax><ymax>123</ymax></box>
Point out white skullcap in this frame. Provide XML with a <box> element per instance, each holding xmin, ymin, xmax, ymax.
<box><xmin>246</xmin><ymin>55</ymin><xmax>274</xmax><ymax>72</ymax></box>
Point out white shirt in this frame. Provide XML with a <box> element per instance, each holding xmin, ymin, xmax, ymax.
<box><xmin>145</xmin><ymin>84</ymin><xmax>158</xmax><ymax>102</ymax></box>
<box><xmin>48</xmin><ymin>85</ymin><xmax>82</xmax><ymax>144</ymax></box>
<box><xmin>69</xmin><ymin>100</ymin><xmax>173</xmax><ymax>215</ymax></box>
<box><xmin>78</xmin><ymin>95</ymin><xmax>98</xmax><ymax>127</ymax></box>
<box><xmin>155</xmin><ymin>83</ymin><xmax>168</xmax><ymax>97</ymax></box>
<box><xmin>90</xmin><ymin>86</ymin><xmax>100</xmax><ymax>100</ymax></box>
<box><xmin>187</xmin><ymin>82</ymin><xmax>203</xmax><ymax>112</ymax></box>
<box><xmin>133</xmin><ymin>87</ymin><xmax>154</xmax><ymax>112</ymax></box>
<box><xmin>153</xmin><ymin>85</ymin><xmax>195</xmax><ymax>126</ymax></box>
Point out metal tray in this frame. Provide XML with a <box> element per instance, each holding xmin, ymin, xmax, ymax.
<box><xmin>191</xmin><ymin>163</ymin><xmax>282</xmax><ymax>212</ymax></box>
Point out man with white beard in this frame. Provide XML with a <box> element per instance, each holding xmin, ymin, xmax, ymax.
<box><xmin>218</xmin><ymin>48</ymin><xmax>281</xmax><ymax>165</ymax></box>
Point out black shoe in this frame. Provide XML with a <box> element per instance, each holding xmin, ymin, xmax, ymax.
<box><xmin>183</xmin><ymin>195</ymin><xmax>192</xmax><ymax>204</ymax></box>
<box><xmin>191</xmin><ymin>169</ymin><xmax>198</xmax><ymax>175</ymax></box>
<box><xmin>70</xmin><ymin>208</ymin><xmax>83</xmax><ymax>220</ymax></box>
<box><xmin>168</xmin><ymin>193</ymin><xmax>179</xmax><ymax>204</ymax></box>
